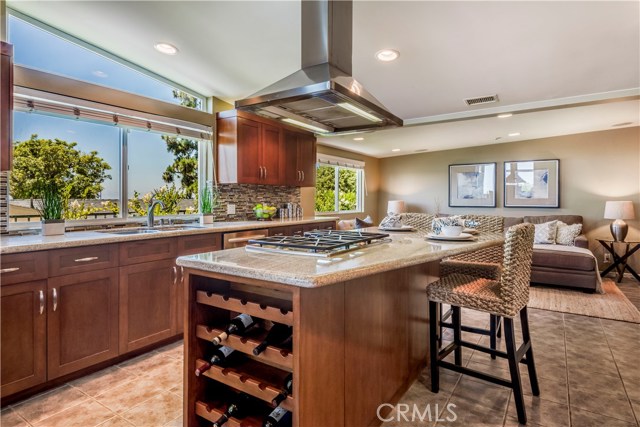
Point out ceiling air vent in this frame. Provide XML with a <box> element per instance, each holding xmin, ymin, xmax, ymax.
<box><xmin>464</xmin><ymin>94</ymin><xmax>499</xmax><ymax>106</ymax></box>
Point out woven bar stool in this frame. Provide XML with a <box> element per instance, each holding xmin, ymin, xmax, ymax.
<box><xmin>427</xmin><ymin>223</ymin><xmax>539</xmax><ymax>425</ymax></box>
<box><xmin>438</xmin><ymin>214</ymin><xmax>506</xmax><ymax>358</ymax></box>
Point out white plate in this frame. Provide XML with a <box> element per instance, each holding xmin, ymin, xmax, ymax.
<box><xmin>427</xmin><ymin>232</ymin><xmax>476</xmax><ymax>241</ymax></box>
<box><xmin>379</xmin><ymin>225</ymin><xmax>415</xmax><ymax>232</ymax></box>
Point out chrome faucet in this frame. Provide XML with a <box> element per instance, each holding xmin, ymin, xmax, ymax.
<box><xmin>147</xmin><ymin>200</ymin><xmax>166</xmax><ymax>227</ymax></box>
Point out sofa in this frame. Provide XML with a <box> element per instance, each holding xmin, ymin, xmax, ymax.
<box><xmin>396</xmin><ymin>213</ymin><xmax>601</xmax><ymax>293</ymax></box>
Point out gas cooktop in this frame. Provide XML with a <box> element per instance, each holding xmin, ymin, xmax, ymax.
<box><xmin>245</xmin><ymin>230</ymin><xmax>391</xmax><ymax>257</ymax></box>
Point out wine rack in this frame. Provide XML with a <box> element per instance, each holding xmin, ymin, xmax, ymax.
<box><xmin>186</xmin><ymin>275</ymin><xmax>296</xmax><ymax>427</ymax></box>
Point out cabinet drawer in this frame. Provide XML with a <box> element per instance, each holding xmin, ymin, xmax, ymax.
<box><xmin>268</xmin><ymin>226</ymin><xmax>290</xmax><ymax>237</ymax></box>
<box><xmin>0</xmin><ymin>252</ymin><xmax>48</xmax><ymax>286</ymax></box>
<box><xmin>49</xmin><ymin>244</ymin><xmax>118</xmax><ymax>277</ymax></box>
<box><xmin>119</xmin><ymin>238</ymin><xmax>176</xmax><ymax>265</ymax></box>
<box><xmin>178</xmin><ymin>233</ymin><xmax>221</xmax><ymax>256</ymax></box>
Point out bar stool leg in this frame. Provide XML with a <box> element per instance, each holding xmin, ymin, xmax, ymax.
<box><xmin>520</xmin><ymin>306</ymin><xmax>540</xmax><ymax>396</ymax></box>
<box><xmin>429</xmin><ymin>300</ymin><xmax>440</xmax><ymax>393</ymax></box>
<box><xmin>505</xmin><ymin>317</ymin><xmax>526</xmax><ymax>424</ymax></box>
<box><xmin>490</xmin><ymin>314</ymin><xmax>497</xmax><ymax>359</ymax></box>
<box><xmin>452</xmin><ymin>306</ymin><xmax>462</xmax><ymax>366</ymax></box>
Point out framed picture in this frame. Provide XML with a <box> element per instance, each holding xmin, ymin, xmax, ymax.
<box><xmin>504</xmin><ymin>159</ymin><xmax>559</xmax><ymax>208</ymax></box>
<box><xmin>448</xmin><ymin>163</ymin><xmax>496</xmax><ymax>207</ymax></box>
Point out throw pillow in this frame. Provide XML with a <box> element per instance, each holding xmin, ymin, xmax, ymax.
<box><xmin>555</xmin><ymin>221</ymin><xmax>582</xmax><ymax>246</ymax></box>
<box><xmin>355</xmin><ymin>216</ymin><xmax>374</xmax><ymax>229</ymax></box>
<box><xmin>533</xmin><ymin>220</ymin><xmax>558</xmax><ymax>244</ymax></box>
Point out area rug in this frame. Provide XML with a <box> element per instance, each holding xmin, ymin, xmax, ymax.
<box><xmin>528</xmin><ymin>279</ymin><xmax>640</xmax><ymax>323</ymax></box>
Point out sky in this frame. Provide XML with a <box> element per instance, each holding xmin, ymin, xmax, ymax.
<box><xmin>9</xmin><ymin>14</ymin><xmax>194</xmax><ymax>200</ymax></box>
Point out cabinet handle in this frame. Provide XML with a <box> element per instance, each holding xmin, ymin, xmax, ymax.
<box><xmin>74</xmin><ymin>256</ymin><xmax>99</xmax><ymax>263</ymax></box>
<box><xmin>297</xmin><ymin>171</ymin><xmax>301</xmax><ymax>182</ymax></box>
<box><xmin>180</xmin><ymin>267</ymin><xmax>184</xmax><ymax>284</ymax></box>
<box><xmin>259</xmin><ymin>166</ymin><xmax>264</xmax><ymax>179</ymax></box>
<box><xmin>172</xmin><ymin>266</ymin><xmax>178</xmax><ymax>286</ymax></box>
<box><xmin>39</xmin><ymin>290</ymin><xmax>44</xmax><ymax>315</ymax></box>
<box><xmin>227</xmin><ymin>234</ymin><xmax>266</xmax><ymax>243</ymax></box>
<box><xmin>52</xmin><ymin>288</ymin><xmax>58</xmax><ymax>312</ymax></box>
<box><xmin>0</xmin><ymin>267</ymin><xmax>20</xmax><ymax>273</ymax></box>
<box><xmin>264</xmin><ymin>167</ymin><xmax>267</xmax><ymax>179</ymax></box>
<box><xmin>301</xmin><ymin>171</ymin><xmax>304</xmax><ymax>182</ymax></box>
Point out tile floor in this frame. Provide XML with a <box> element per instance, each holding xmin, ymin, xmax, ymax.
<box><xmin>1</xmin><ymin>280</ymin><xmax>639</xmax><ymax>427</ymax></box>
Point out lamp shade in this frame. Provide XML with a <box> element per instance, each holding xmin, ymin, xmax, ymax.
<box><xmin>387</xmin><ymin>200</ymin><xmax>406</xmax><ymax>215</ymax></box>
<box><xmin>604</xmin><ymin>201</ymin><xmax>635</xmax><ymax>220</ymax></box>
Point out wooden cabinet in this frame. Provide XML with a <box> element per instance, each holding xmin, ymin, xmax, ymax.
<box><xmin>269</xmin><ymin>221</ymin><xmax>336</xmax><ymax>238</ymax></box>
<box><xmin>217</xmin><ymin>110</ymin><xmax>315</xmax><ymax>186</ymax></box>
<box><xmin>47</xmin><ymin>269</ymin><xmax>119</xmax><ymax>379</ymax></box>
<box><xmin>49</xmin><ymin>244</ymin><xmax>118</xmax><ymax>277</ymax></box>
<box><xmin>1</xmin><ymin>42</ymin><xmax>13</xmax><ymax>171</ymax></box>
<box><xmin>283</xmin><ymin>129</ymin><xmax>317</xmax><ymax>186</ymax></box>
<box><xmin>119</xmin><ymin>259</ymin><xmax>177</xmax><ymax>353</ymax></box>
<box><xmin>1</xmin><ymin>281</ymin><xmax>47</xmax><ymax>397</ymax></box>
<box><xmin>1</xmin><ymin>251</ymin><xmax>48</xmax><ymax>286</ymax></box>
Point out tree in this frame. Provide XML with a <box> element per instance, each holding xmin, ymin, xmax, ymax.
<box><xmin>10</xmin><ymin>135</ymin><xmax>112</xmax><ymax>205</ymax></box>
<box><xmin>161</xmin><ymin>90</ymin><xmax>201</xmax><ymax>198</ymax></box>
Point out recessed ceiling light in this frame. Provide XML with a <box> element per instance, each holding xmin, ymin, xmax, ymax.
<box><xmin>391</xmin><ymin>148</ymin><xmax>401</xmax><ymax>152</ymax></box>
<box><xmin>414</xmin><ymin>149</ymin><xmax>429</xmax><ymax>153</ymax></box>
<box><xmin>612</xmin><ymin>122</ymin><xmax>633</xmax><ymax>127</ymax></box>
<box><xmin>353</xmin><ymin>137</ymin><xmax>364</xmax><ymax>141</ymax></box>
<box><xmin>508</xmin><ymin>132</ymin><xmax>521</xmax><ymax>137</ymax></box>
<box><xmin>154</xmin><ymin>42</ymin><xmax>179</xmax><ymax>55</ymax></box>
<box><xmin>375</xmin><ymin>49</ymin><xmax>400</xmax><ymax>62</ymax></box>
<box><xmin>497</xmin><ymin>113</ymin><xmax>513</xmax><ymax>118</ymax></box>
<box><xmin>92</xmin><ymin>70</ymin><xmax>108</xmax><ymax>78</ymax></box>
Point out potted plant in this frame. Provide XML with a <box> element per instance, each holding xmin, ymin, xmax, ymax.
<box><xmin>37</xmin><ymin>183</ymin><xmax>65</xmax><ymax>236</ymax></box>
<box><xmin>199</xmin><ymin>184</ymin><xmax>218</xmax><ymax>225</ymax></box>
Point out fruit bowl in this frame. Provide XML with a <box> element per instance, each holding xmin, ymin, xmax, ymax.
<box><xmin>253</xmin><ymin>204</ymin><xmax>277</xmax><ymax>220</ymax></box>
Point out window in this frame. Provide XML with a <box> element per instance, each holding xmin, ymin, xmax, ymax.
<box><xmin>9</xmin><ymin>94</ymin><xmax>211</xmax><ymax>223</ymax></box>
<box><xmin>7</xmin><ymin>12</ymin><xmax>205</xmax><ymax>109</ymax></box>
<box><xmin>315</xmin><ymin>155</ymin><xmax>365</xmax><ymax>213</ymax></box>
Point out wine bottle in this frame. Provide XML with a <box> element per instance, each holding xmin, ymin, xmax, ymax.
<box><xmin>253</xmin><ymin>323</ymin><xmax>293</xmax><ymax>355</ymax></box>
<box><xmin>212</xmin><ymin>313</ymin><xmax>255</xmax><ymax>345</ymax></box>
<box><xmin>271</xmin><ymin>373</ymin><xmax>293</xmax><ymax>406</ymax></box>
<box><xmin>194</xmin><ymin>346</ymin><xmax>235</xmax><ymax>376</ymax></box>
<box><xmin>263</xmin><ymin>406</ymin><xmax>292</xmax><ymax>427</ymax></box>
<box><xmin>212</xmin><ymin>393</ymin><xmax>252</xmax><ymax>427</ymax></box>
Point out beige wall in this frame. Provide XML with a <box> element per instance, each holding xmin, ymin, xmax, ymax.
<box><xmin>378</xmin><ymin>127</ymin><xmax>640</xmax><ymax>269</ymax></box>
<box><xmin>300</xmin><ymin>144</ymin><xmax>381</xmax><ymax>222</ymax></box>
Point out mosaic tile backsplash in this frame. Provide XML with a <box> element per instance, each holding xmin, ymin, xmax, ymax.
<box><xmin>212</xmin><ymin>184</ymin><xmax>301</xmax><ymax>220</ymax></box>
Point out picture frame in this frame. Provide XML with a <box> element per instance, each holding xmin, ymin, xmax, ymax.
<box><xmin>504</xmin><ymin>159</ymin><xmax>559</xmax><ymax>208</ymax></box>
<box><xmin>448</xmin><ymin>163</ymin><xmax>497</xmax><ymax>207</ymax></box>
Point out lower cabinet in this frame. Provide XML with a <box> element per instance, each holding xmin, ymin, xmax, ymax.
<box><xmin>47</xmin><ymin>269</ymin><xmax>119</xmax><ymax>379</ymax></box>
<box><xmin>0</xmin><ymin>281</ymin><xmax>47</xmax><ymax>398</ymax></box>
<box><xmin>119</xmin><ymin>259</ymin><xmax>177</xmax><ymax>353</ymax></box>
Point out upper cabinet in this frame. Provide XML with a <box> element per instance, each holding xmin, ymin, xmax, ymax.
<box><xmin>1</xmin><ymin>42</ymin><xmax>13</xmax><ymax>171</ymax></box>
<box><xmin>217</xmin><ymin>110</ymin><xmax>316</xmax><ymax>187</ymax></box>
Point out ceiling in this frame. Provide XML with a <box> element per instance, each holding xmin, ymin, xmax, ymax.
<box><xmin>7</xmin><ymin>1</ymin><xmax>640</xmax><ymax>158</ymax></box>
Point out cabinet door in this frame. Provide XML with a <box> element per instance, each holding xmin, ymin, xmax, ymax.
<box><xmin>260</xmin><ymin>123</ymin><xmax>282</xmax><ymax>185</ymax></box>
<box><xmin>297</xmin><ymin>133</ymin><xmax>317</xmax><ymax>187</ymax></box>
<box><xmin>283</xmin><ymin>130</ymin><xmax>301</xmax><ymax>185</ymax></box>
<box><xmin>119</xmin><ymin>259</ymin><xmax>177</xmax><ymax>353</ymax></box>
<box><xmin>47</xmin><ymin>269</ymin><xmax>119</xmax><ymax>379</ymax></box>
<box><xmin>1</xmin><ymin>280</ymin><xmax>47</xmax><ymax>397</ymax></box>
<box><xmin>236</xmin><ymin>117</ymin><xmax>262</xmax><ymax>184</ymax></box>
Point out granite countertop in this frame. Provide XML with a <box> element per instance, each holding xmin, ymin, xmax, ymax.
<box><xmin>176</xmin><ymin>230</ymin><xmax>505</xmax><ymax>288</ymax></box>
<box><xmin>0</xmin><ymin>217</ymin><xmax>338</xmax><ymax>254</ymax></box>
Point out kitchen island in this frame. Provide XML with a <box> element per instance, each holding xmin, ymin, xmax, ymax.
<box><xmin>177</xmin><ymin>231</ymin><xmax>504</xmax><ymax>427</ymax></box>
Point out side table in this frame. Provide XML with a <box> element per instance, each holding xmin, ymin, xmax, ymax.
<box><xmin>597</xmin><ymin>239</ymin><xmax>640</xmax><ymax>283</ymax></box>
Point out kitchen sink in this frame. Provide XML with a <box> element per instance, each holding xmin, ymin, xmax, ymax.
<box><xmin>98</xmin><ymin>225</ymin><xmax>204</xmax><ymax>235</ymax></box>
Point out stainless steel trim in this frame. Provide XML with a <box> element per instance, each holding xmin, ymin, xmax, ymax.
<box><xmin>264</xmin><ymin>167</ymin><xmax>267</xmax><ymax>180</ymax></box>
<box><xmin>74</xmin><ymin>256</ymin><xmax>99</xmax><ymax>263</ymax></box>
<box><xmin>172</xmin><ymin>266</ymin><xmax>178</xmax><ymax>286</ymax></box>
<box><xmin>52</xmin><ymin>288</ymin><xmax>58</xmax><ymax>312</ymax></box>
<box><xmin>301</xmin><ymin>171</ymin><xmax>305</xmax><ymax>182</ymax></box>
<box><xmin>179</xmin><ymin>267</ymin><xmax>184</xmax><ymax>284</ymax></box>
<box><xmin>0</xmin><ymin>267</ymin><xmax>20</xmax><ymax>273</ymax></box>
<box><xmin>39</xmin><ymin>290</ymin><xmax>44</xmax><ymax>315</ymax></box>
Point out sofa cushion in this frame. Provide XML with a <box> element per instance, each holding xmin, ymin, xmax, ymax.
<box><xmin>525</xmin><ymin>215</ymin><xmax>583</xmax><ymax>226</ymax></box>
<box><xmin>555</xmin><ymin>221</ymin><xmax>583</xmax><ymax>245</ymax></box>
<box><xmin>533</xmin><ymin>220</ymin><xmax>558</xmax><ymax>244</ymax></box>
<box><xmin>532</xmin><ymin>248</ymin><xmax>596</xmax><ymax>271</ymax></box>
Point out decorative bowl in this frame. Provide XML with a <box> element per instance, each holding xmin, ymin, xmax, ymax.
<box><xmin>254</xmin><ymin>206</ymin><xmax>277</xmax><ymax>220</ymax></box>
<box><xmin>442</xmin><ymin>225</ymin><xmax>463</xmax><ymax>237</ymax></box>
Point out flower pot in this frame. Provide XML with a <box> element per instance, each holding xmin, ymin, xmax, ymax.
<box><xmin>200</xmin><ymin>214</ymin><xmax>214</xmax><ymax>225</ymax></box>
<box><xmin>42</xmin><ymin>220</ymin><xmax>65</xmax><ymax>236</ymax></box>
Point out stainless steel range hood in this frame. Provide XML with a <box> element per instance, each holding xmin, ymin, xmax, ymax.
<box><xmin>235</xmin><ymin>0</ymin><xmax>403</xmax><ymax>135</ymax></box>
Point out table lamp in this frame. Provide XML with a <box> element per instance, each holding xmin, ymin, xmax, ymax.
<box><xmin>604</xmin><ymin>201</ymin><xmax>635</xmax><ymax>242</ymax></box>
<box><xmin>387</xmin><ymin>200</ymin><xmax>406</xmax><ymax>215</ymax></box>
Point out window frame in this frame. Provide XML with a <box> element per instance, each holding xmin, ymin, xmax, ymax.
<box><xmin>314</xmin><ymin>160</ymin><xmax>365</xmax><ymax>215</ymax></box>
